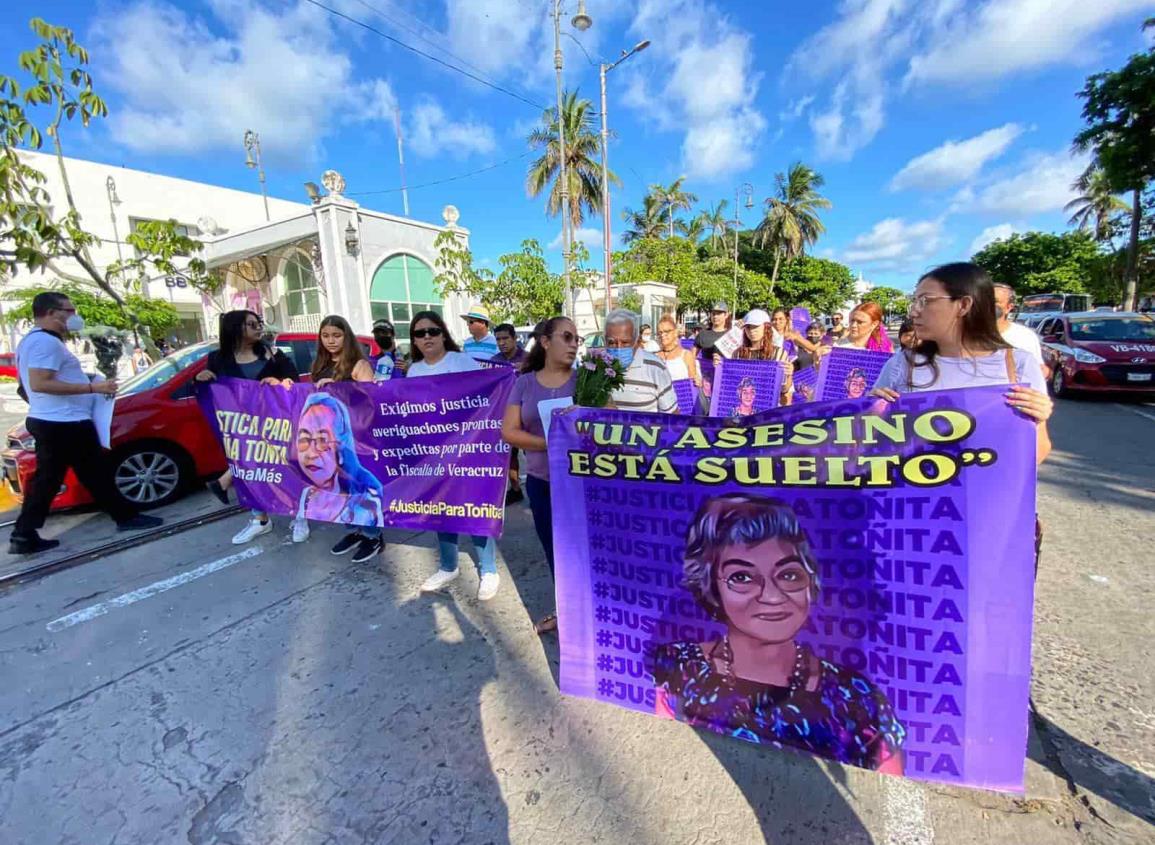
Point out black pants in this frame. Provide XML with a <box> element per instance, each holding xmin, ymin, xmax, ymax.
<box><xmin>526</xmin><ymin>475</ymin><xmax>554</xmax><ymax>579</ymax></box>
<box><xmin>13</xmin><ymin>418</ymin><xmax>136</xmax><ymax>537</ymax></box>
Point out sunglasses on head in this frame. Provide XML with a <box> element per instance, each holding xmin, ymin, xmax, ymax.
<box><xmin>412</xmin><ymin>327</ymin><xmax>444</xmax><ymax>339</ymax></box>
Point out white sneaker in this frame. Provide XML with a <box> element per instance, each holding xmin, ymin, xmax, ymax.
<box><xmin>291</xmin><ymin>519</ymin><xmax>310</xmax><ymax>544</ymax></box>
<box><xmin>477</xmin><ymin>572</ymin><xmax>500</xmax><ymax>601</ymax></box>
<box><xmin>232</xmin><ymin>518</ymin><xmax>272</xmax><ymax>545</ymax></box>
<box><xmin>420</xmin><ymin>568</ymin><xmax>460</xmax><ymax>593</ymax></box>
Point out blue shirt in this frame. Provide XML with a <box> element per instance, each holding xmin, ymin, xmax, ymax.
<box><xmin>463</xmin><ymin>332</ymin><xmax>499</xmax><ymax>363</ymax></box>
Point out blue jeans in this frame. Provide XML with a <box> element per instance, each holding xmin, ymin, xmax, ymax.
<box><xmin>526</xmin><ymin>475</ymin><xmax>554</xmax><ymax>580</ymax></box>
<box><xmin>437</xmin><ymin>532</ymin><xmax>496</xmax><ymax>576</ymax></box>
<box><xmin>348</xmin><ymin>523</ymin><xmax>381</xmax><ymax>538</ymax></box>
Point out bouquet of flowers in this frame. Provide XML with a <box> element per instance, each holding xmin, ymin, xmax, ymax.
<box><xmin>574</xmin><ymin>348</ymin><xmax>627</xmax><ymax>408</ymax></box>
<box><xmin>81</xmin><ymin>326</ymin><xmax>132</xmax><ymax>381</ymax></box>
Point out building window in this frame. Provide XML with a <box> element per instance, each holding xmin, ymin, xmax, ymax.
<box><xmin>282</xmin><ymin>250</ymin><xmax>322</xmax><ymax>318</ymax></box>
<box><xmin>369</xmin><ymin>254</ymin><xmax>441</xmax><ymax>344</ymax></box>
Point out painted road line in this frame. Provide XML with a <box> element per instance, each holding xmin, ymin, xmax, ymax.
<box><xmin>1117</xmin><ymin>404</ymin><xmax>1155</xmax><ymax>424</ymax></box>
<box><xmin>46</xmin><ymin>546</ymin><xmax>265</xmax><ymax>632</ymax></box>
<box><xmin>883</xmin><ymin>776</ymin><xmax>933</xmax><ymax>845</ymax></box>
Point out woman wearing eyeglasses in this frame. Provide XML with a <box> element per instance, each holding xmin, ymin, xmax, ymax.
<box><xmin>501</xmin><ymin>315</ymin><xmax>579</xmax><ymax>633</ymax></box>
<box><xmin>195</xmin><ymin>310</ymin><xmax>300</xmax><ymax>545</ymax></box>
<box><xmin>407</xmin><ymin>310</ymin><xmax>502</xmax><ymax>601</ymax></box>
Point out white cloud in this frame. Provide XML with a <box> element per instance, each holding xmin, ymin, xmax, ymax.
<box><xmin>550</xmin><ymin>227</ymin><xmax>603</xmax><ymax>251</ymax></box>
<box><xmin>408</xmin><ymin>100</ymin><xmax>497</xmax><ymax>158</ymax></box>
<box><xmin>844</xmin><ymin>217</ymin><xmax>948</xmax><ymax>272</ymax></box>
<box><xmin>786</xmin><ymin>0</ymin><xmax>1146</xmax><ymax>161</ymax></box>
<box><xmin>969</xmin><ymin>223</ymin><xmax>1017</xmax><ymax>255</ymax></box>
<box><xmin>889</xmin><ymin>123</ymin><xmax>1025</xmax><ymax>191</ymax></box>
<box><xmin>959</xmin><ymin>149</ymin><xmax>1091</xmax><ymax>215</ymax></box>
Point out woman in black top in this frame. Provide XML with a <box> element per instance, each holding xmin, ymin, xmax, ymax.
<box><xmin>195</xmin><ymin>310</ymin><xmax>298</xmax><ymax>545</ymax></box>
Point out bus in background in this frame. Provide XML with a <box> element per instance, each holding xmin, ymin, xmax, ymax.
<box><xmin>1020</xmin><ymin>293</ymin><xmax>1093</xmax><ymax>314</ymax></box>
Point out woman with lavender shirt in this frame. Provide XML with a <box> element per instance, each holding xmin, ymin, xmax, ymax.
<box><xmin>501</xmin><ymin>315</ymin><xmax>579</xmax><ymax>634</ymax></box>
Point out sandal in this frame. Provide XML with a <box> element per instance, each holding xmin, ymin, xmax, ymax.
<box><xmin>534</xmin><ymin>613</ymin><xmax>558</xmax><ymax>635</ymax></box>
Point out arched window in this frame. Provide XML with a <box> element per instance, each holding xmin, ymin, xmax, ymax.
<box><xmin>283</xmin><ymin>250</ymin><xmax>321</xmax><ymax>319</ymax></box>
<box><xmin>369</xmin><ymin>254</ymin><xmax>441</xmax><ymax>343</ymax></box>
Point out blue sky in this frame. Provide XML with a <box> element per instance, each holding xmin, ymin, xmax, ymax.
<box><xmin>3</xmin><ymin>0</ymin><xmax>1154</xmax><ymax>292</ymax></box>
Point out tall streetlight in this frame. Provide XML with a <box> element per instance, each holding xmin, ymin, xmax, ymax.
<box><xmin>553</xmin><ymin>0</ymin><xmax>592</xmax><ymax>318</ymax></box>
<box><xmin>105</xmin><ymin>176</ymin><xmax>124</xmax><ymax>270</ymax></box>
<box><xmin>600</xmin><ymin>39</ymin><xmax>650</xmax><ymax>318</ymax></box>
<box><xmin>243</xmin><ymin>130</ymin><xmax>270</xmax><ymax>222</ymax></box>
<box><xmin>732</xmin><ymin>183</ymin><xmax>754</xmax><ymax>316</ymax></box>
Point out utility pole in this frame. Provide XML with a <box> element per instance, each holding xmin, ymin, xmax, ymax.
<box><xmin>243</xmin><ymin>130</ymin><xmax>270</xmax><ymax>222</ymax></box>
<box><xmin>394</xmin><ymin>107</ymin><xmax>410</xmax><ymax>217</ymax></box>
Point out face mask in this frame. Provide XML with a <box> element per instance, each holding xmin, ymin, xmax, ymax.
<box><xmin>607</xmin><ymin>347</ymin><xmax>634</xmax><ymax>368</ymax></box>
<box><xmin>65</xmin><ymin>314</ymin><xmax>85</xmax><ymax>333</ymax></box>
<box><xmin>376</xmin><ymin>335</ymin><xmax>394</xmax><ymax>349</ymax></box>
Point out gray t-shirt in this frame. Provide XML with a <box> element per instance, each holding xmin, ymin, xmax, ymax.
<box><xmin>507</xmin><ymin>370</ymin><xmax>577</xmax><ymax>481</ymax></box>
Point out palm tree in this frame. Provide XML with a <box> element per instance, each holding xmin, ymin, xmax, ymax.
<box><xmin>755</xmin><ymin>162</ymin><xmax>832</xmax><ymax>285</ymax></box>
<box><xmin>650</xmin><ymin>177</ymin><xmax>698</xmax><ymax>238</ymax></box>
<box><xmin>682</xmin><ymin>215</ymin><xmax>707</xmax><ymax>244</ymax></box>
<box><xmin>526</xmin><ymin>90</ymin><xmax>618</xmax><ymax>230</ymax></box>
<box><xmin>621</xmin><ymin>194</ymin><xmax>665</xmax><ymax>243</ymax></box>
<box><xmin>1064</xmin><ymin>166</ymin><xmax>1128</xmax><ymax>243</ymax></box>
<box><xmin>700</xmin><ymin>200</ymin><xmax>730</xmax><ymax>251</ymax></box>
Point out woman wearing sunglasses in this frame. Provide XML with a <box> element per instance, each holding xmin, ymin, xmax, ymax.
<box><xmin>501</xmin><ymin>315</ymin><xmax>579</xmax><ymax>633</ymax></box>
<box><xmin>407</xmin><ymin>311</ymin><xmax>502</xmax><ymax>601</ymax></box>
<box><xmin>195</xmin><ymin>310</ymin><xmax>300</xmax><ymax>545</ymax></box>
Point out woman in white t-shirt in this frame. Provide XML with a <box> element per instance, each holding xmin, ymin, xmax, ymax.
<box><xmin>406</xmin><ymin>311</ymin><xmax>501</xmax><ymax>601</ymax></box>
<box><xmin>872</xmin><ymin>262</ymin><xmax>1053</xmax><ymax>464</ymax></box>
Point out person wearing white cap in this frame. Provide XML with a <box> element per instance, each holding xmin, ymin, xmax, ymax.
<box><xmin>461</xmin><ymin>304</ymin><xmax>499</xmax><ymax>363</ymax></box>
<box><xmin>734</xmin><ymin>308</ymin><xmax>794</xmax><ymax>405</ymax></box>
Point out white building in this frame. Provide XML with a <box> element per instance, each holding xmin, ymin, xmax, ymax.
<box><xmin>573</xmin><ymin>280</ymin><xmax>678</xmax><ymax>338</ymax></box>
<box><xmin>3</xmin><ymin>151</ymin><xmax>471</xmax><ymax>349</ymax></box>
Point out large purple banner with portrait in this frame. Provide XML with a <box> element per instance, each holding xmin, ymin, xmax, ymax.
<box><xmin>816</xmin><ymin>347</ymin><xmax>892</xmax><ymax>402</ymax></box>
<box><xmin>708</xmin><ymin>358</ymin><xmax>788</xmax><ymax>417</ymax></box>
<box><xmin>549</xmin><ymin>387</ymin><xmax>1037</xmax><ymax>791</ymax></box>
<box><xmin>198</xmin><ymin>369</ymin><xmax>515</xmax><ymax>536</ymax></box>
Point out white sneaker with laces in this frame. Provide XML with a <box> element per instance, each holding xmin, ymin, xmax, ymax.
<box><xmin>291</xmin><ymin>519</ymin><xmax>310</xmax><ymax>544</ymax></box>
<box><xmin>232</xmin><ymin>518</ymin><xmax>272</xmax><ymax>545</ymax></box>
<box><xmin>420</xmin><ymin>568</ymin><xmax>460</xmax><ymax>593</ymax></box>
<box><xmin>477</xmin><ymin>572</ymin><xmax>500</xmax><ymax>601</ymax></box>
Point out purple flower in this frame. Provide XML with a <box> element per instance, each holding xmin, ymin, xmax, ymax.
<box><xmin>582</xmin><ymin>361</ymin><xmax>597</xmax><ymax>371</ymax></box>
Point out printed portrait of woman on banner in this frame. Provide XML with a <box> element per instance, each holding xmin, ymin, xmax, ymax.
<box><xmin>844</xmin><ymin>367</ymin><xmax>870</xmax><ymax>400</ymax></box>
<box><xmin>730</xmin><ymin>377</ymin><xmax>757</xmax><ymax>417</ymax></box>
<box><xmin>294</xmin><ymin>392</ymin><xmax>385</xmax><ymax>528</ymax></box>
<box><xmin>652</xmin><ymin>494</ymin><xmax>906</xmax><ymax>773</ymax></box>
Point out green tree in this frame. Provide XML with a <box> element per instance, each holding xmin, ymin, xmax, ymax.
<box><xmin>1065</xmin><ymin>166</ymin><xmax>1130</xmax><ymax>242</ymax></box>
<box><xmin>617</xmin><ymin>287</ymin><xmax>643</xmax><ymax>314</ymax></box>
<box><xmin>972</xmin><ymin>231</ymin><xmax>1101</xmax><ymax>296</ymax></box>
<box><xmin>526</xmin><ymin>90</ymin><xmax>618</xmax><ymax>230</ymax></box>
<box><xmin>681</xmin><ymin>214</ymin><xmax>706</xmax><ymax>245</ymax></box>
<box><xmin>0</xmin><ymin>18</ymin><xmax>208</xmax><ymax>338</ymax></box>
<box><xmin>773</xmin><ymin>255</ymin><xmax>857</xmax><ymax>316</ymax></box>
<box><xmin>621</xmin><ymin>193</ymin><xmax>665</xmax><ymax>243</ymax></box>
<box><xmin>650</xmin><ymin>177</ymin><xmax>698</xmax><ymax>239</ymax></box>
<box><xmin>754</xmin><ymin>162</ymin><xmax>832</xmax><ymax>285</ymax></box>
<box><xmin>493</xmin><ymin>239</ymin><xmax>563</xmax><ymax>325</ymax></box>
<box><xmin>432</xmin><ymin>229</ymin><xmax>494</xmax><ymax>302</ymax></box>
<box><xmin>694</xmin><ymin>256</ymin><xmax>776</xmax><ymax>315</ymax></box>
<box><xmin>613</xmin><ymin>236</ymin><xmax>701</xmax><ymax>291</ymax></box>
<box><xmin>699</xmin><ymin>200</ymin><xmax>730</xmax><ymax>253</ymax></box>
<box><xmin>1073</xmin><ymin>22</ymin><xmax>1155</xmax><ymax>309</ymax></box>
<box><xmin>862</xmin><ymin>286</ymin><xmax>910</xmax><ymax>319</ymax></box>
<box><xmin>6</xmin><ymin>283</ymin><xmax>179</xmax><ymax>335</ymax></box>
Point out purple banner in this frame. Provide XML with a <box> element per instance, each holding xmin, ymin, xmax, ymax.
<box><xmin>816</xmin><ymin>347</ymin><xmax>892</xmax><ymax>402</ymax></box>
<box><xmin>199</xmin><ymin>369</ymin><xmax>515</xmax><ymax>536</ymax></box>
<box><xmin>708</xmin><ymin>358</ymin><xmax>788</xmax><ymax>417</ymax></box>
<box><xmin>549</xmin><ymin>387</ymin><xmax>1037</xmax><ymax>791</ymax></box>
<box><xmin>672</xmin><ymin>379</ymin><xmax>700</xmax><ymax>415</ymax></box>
<box><xmin>793</xmin><ymin>365</ymin><xmax>818</xmax><ymax>404</ymax></box>
<box><xmin>791</xmin><ymin>306</ymin><xmax>811</xmax><ymax>337</ymax></box>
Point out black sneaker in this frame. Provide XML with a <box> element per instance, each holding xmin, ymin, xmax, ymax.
<box><xmin>350</xmin><ymin>535</ymin><xmax>384</xmax><ymax>564</ymax></box>
<box><xmin>8</xmin><ymin>535</ymin><xmax>61</xmax><ymax>555</ymax></box>
<box><xmin>505</xmin><ymin>488</ymin><xmax>525</xmax><ymax>506</ymax></box>
<box><xmin>330</xmin><ymin>532</ymin><xmax>363</xmax><ymax>556</ymax></box>
<box><xmin>117</xmin><ymin>514</ymin><xmax>164</xmax><ymax>532</ymax></box>
<box><xmin>207</xmin><ymin>479</ymin><xmax>230</xmax><ymax>505</ymax></box>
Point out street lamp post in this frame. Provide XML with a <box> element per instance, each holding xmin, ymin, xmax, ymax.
<box><xmin>732</xmin><ymin>183</ymin><xmax>753</xmax><ymax>315</ymax></box>
<box><xmin>599</xmin><ymin>39</ymin><xmax>650</xmax><ymax>320</ymax></box>
<box><xmin>243</xmin><ymin>130</ymin><xmax>271</xmax><ymax>222</ymax></box>
<box><xmin>105</xmin><ymin>176</ymin><xmax>124</xmax><ymax>270</ymax></box>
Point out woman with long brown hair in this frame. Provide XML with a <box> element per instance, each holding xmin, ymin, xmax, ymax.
<box><xmin>734</xmin><ymin>309</ymin><xmax>793</xmax><ymax>406</ymax></box>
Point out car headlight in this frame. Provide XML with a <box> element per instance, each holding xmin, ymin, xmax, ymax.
<box><xmin>1071</xmin><ymin>348</ymin><xmax>1106</xmax><ymax>364</ymax></box>
<box><xmin>8</xmin><ymin>435</ymin><xmax>35</xmax><ymax>450</ymax></box>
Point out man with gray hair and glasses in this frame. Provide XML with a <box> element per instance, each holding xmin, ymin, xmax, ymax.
<box><xmin>993</xmin><ymin>283</ymin><xmax>1044</xmax><ymax>368</ymax></box>
<box><xmin>603</xmin><ymin>308</ymin><xmax>678</xmax><ymax>414</ymax></box>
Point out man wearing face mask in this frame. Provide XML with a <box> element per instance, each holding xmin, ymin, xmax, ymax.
<box><xmin>604</xmin><ymin>309</ymin><xmax>678</xmax><ymax>414</ymax></box>
<box><xmin>11</xmin><ymin>292</ymin><xmax>162</xmax><ymax>554</ymax></box>
<box><xmin>371</xmin><ymin>319</ymin><xmax>406</xmax><ymax>381</ymax></box>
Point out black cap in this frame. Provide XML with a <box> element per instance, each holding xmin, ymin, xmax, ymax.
<box><xmin>372</xmin><ymin>319</ymin><xmax>394</xmax><ymax>333</ymax></box>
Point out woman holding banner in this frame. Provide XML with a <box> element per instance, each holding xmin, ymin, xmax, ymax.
<box><xmin>406</xmin><ymin>311</ymin><xmax>501</xmax><ymax>601</ymax></box>
<box><xmin>836</xmin><ymin>302</ymin><xmax>894</xmax><ymax>353</ymax></box>
<box><xmin>652</xmin><ymin>494</ymin><xmax>906</xmax><ymax>773</ymax></box>
<box><xmin>733</xmin><ymin>309</ymin><xmax>793</xmax><ymax>406</ymax></box>
<box><xmin>306</xmin><ymin>315</ymin><xmax>387</xmax><ymax>564</ymax></box>
<box><xmin>501</xmin><ymin>315</ymin><xmax>579</xmax><ymax>634</ymax></box>
<box><xmin>196</xmin><ymin>310</ymin><xmax>301</xmax><ymax>545</ymax></box>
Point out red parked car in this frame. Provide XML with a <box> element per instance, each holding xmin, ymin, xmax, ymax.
<box><xmin>0</xmin><ymin>352</ymin><xmax>17</xmax><ymax>380</ymax></box>
<box><xmin>1039</xmin><ymin>313</ymin><xmax>1155</xmax><ymax>398</ymax></box>
<box><xmin>1</xmin><ymin>332</ymin><xmax>380</xmax><ymax>511</ymax></box>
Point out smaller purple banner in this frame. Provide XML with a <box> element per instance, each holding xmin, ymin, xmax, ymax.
<box><xmin>708</xmin><ymin>358</ymin><xmax>787</xmax><ymax>417</ymax></box>
<box><xmin>679</xmin><ymin>338</ymin><xmax>695</xmax><ymax>351</ymax></box>
<box><xmin>816</xmin><ymin>347</ymin><xmax>892</xmax><ymax>402</ymax></box>
<box><xmin>791</xmin><ymin>307</ymin><xmax>811</xmax><ymax>337</ymax></box>
<box><xmin>792</xmin><ymin>365</ymin><xmax>818</xmax><ymax>404</ymax></box>
<box><xmin>672</xmin><ymin>379</ymin><xmax>700</xmax><ymax>415</ymax></box>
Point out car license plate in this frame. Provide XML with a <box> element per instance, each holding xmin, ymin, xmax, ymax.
<box><xmin>1127</xmin><ymin>372</ymin><xmax>1153</xmax><ymax>382</ymax></box>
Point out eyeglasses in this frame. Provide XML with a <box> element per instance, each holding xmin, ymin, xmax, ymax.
<box><xmin>412</xmin><ymin>327</ymin><xmax>444</xmax><ymax>339</ymax></box>
<box><xmin>297</xmin><ymin>433</ymin><xmax>335</xmax><ymax>453</ymax></box>
<box><xmin>468</xmin><ymin>319</ymin><xmax>487</xmax><ymax>326</ymax></box>
<box><xmin>550</xmin><ymin>331</ymin><xmax>583</xmax><ymax>345</ymax></box>
<box><xmin>908</xmin><ymin>294</ymin><xmax>955</xmax><ymax>313</ymax></box>
<box><xmin>721</xmin><ymin>563</ymin><xmax>812</xmax><ymax>595</ymax></box>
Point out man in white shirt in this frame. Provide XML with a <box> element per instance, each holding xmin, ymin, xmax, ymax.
<box><xmin>604</xmin><ymin>309</ymin><xmax>678</xmax><ymax>414</ymax></box>
<box><xmin>994</xmin><ymin>284</ymin><xmax>1045</xmax><ymax>368</ymax></box>
<box><xmin>11</xmin><ymin>292</ymin><xmax>162</xmax><ymax>554</ymax></box>
<box><xmin>460</xmin><ymin>304</ymin><xmax>499</xmax><ymax>363</ymax></box>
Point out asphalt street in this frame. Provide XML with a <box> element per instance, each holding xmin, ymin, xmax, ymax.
<box><xmin>0</xmin><ymin>396</ymin><xmax>1151</xmax><ymax>844</ymax></box>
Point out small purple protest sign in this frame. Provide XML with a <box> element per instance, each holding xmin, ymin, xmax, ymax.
<box><xmin>708</xmin><ymin>358</ymin><xmax>788</xmax><ymax>417</ymax></box>
<box><xmin>198</xmin><ymin>369</ymin><xmax>515</xmax><ymax>536</ymax></box>
<box><xmin>549</xmin><ymin>387</ymin><xmax>1037</xmax><ymax>790</ymax></box>
<box><xmin>816</xmin><ymin>347</ymin><xmax>892</xmax><ymax>402</ymax></box>
<box><xmin>793</xmin><ymin>365</ymin><xmax>818</xmax><ymax>404</ymax></box>
<box><xmin>671</xmin><ymin>379</ymin><xmax>700</xmax><ymax>415</ymax></box>
<box><xmin>679</xmin><ymin>338</ymin><xmax>695</xmax><ymax>351</ymax></box>
<box><xmin>791</xmin><ymin>306</ymin><xmax>811</xmax><ymax>337</ymax></box>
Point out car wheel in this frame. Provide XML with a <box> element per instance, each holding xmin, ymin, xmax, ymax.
<box><xmin>113</xmin><ymin>444</ymin><xmax>187</xmax><ymax>508</ymax></box>
<box><xmin>1050</xmin><ymin>365</ymin><xmax>1067</xmax><ymax>398</ymax></box>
